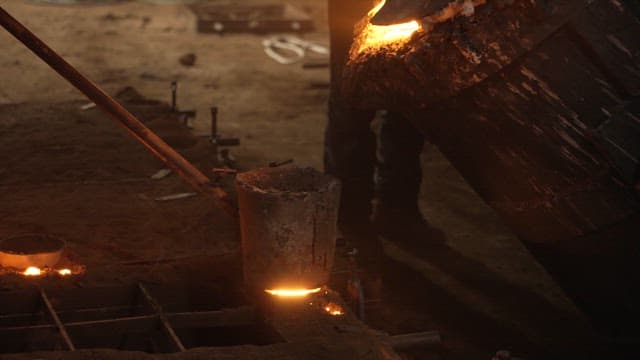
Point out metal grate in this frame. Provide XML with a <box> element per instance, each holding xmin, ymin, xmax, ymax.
<box><xmin>0</xmin><ymin>283</ymin><xmax>283</xmax><ymax>354</ymax></box>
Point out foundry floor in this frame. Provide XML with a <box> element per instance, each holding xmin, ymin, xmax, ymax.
<box><xmin>0</xmin><ymin>0</ymin><xmax>596</xmax><ymax>358</ymax></box>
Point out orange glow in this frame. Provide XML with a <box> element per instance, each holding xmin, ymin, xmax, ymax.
<box><xmin>23</xmin><ymin>267</ymin><xmax>42</xmax><ymax>276</ymax></box>
<box><xmin>358</xmin><ymin>0</ymin><xmax>421</xmax><ymax>52</ymax></box>
<box><xmin>367</xmin><ymin>0</ymin><xmax>387</xmax><ymax>17</ymax></box>
<box><xmin>57</xmin><ymin>269</ymin><xmax>72</xmax><ymax>276</ymax></box>
<box><xmin>265</xmin><ymin>288</ymin><xmax>322</xmax><ymax>298</ymax></box>
<box><xmin>324</xmin><ymin>302</ymin><xmax>344</xmax><ymax>316</ymax></box>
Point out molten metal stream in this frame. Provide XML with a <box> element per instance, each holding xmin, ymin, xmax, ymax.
<box><xmin>358</xmin><ymin>0</ymin><xmax>421</xmax><ymax>52</ymax></box>
<box><xmin>265</xmin><ymin>288</ymin><xmax>322</xmax><ymax>298</ymax></box>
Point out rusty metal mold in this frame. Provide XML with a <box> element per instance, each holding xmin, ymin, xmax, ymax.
<box><xmin>0</xmin><ymin>284</ymin><xmax>275</xmax><ymax>354</ymax></box>
<box><xmin>0</xmin><ymin>234</ymin><xmax>65</xmax><ymax>269</ymax></box>
<box><xmin>236</xmin><ymin>166</ymin><xmax>341</xmax><ymax>297</ymax></box>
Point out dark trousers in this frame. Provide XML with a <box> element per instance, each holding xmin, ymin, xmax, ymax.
<box><xmin>324</xmin><ymin>105</ymin><xmax>424</xmax><ymax>222</ymax></box>
<box><xmin>325</xmin><ymin>0</ymin><xmax>424</xmax><ymax>223</ymax></box>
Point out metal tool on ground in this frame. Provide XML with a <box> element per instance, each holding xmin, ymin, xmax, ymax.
<box><xmin>189</xmin><ymin>4</ymin><xmax>315</xmax><ymax>34</ymax></box>
<box><xmin>268</xmin><ymin>159</ymin><xmax>294</xmax><ymax>168</ymax></box>
<box><xmin>170</xmin><ymin>81</ymin><xmax>196</xmax><ymax>126</ymax></box>
<box><xmin>388</xmin><ymin>331</ymin><xmax>441</xmax><ymax>350</ymax></box>
<box><xmin>0</xmin><ymin>7</ymin><xmax>232</xmax><ymax>214</ymax></box>
<box><xmin>211</xmin><ymin>168</ymin><xmax>238</xmax><ymax>175</ymax></box>
<box><xmin>210</xmin><ymin>106</ymin><xmax>240</xmax><ymax>167</ymax></box>
<box><xmin>263</xmin><ymin>36</ymin><xmax>329</xmax><ymax>65</ymax></box>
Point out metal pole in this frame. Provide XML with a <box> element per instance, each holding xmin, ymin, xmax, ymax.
<box><xmin>138</xmin><ymin>283</ymin><xmax>186</xmax><ymax>352</ymax></box>
<box><xmin>39</xmin><ymin>288</ymin><xmax>76</xmax><ymax>351</ymax></box>
<box><xmin>171</xmin><ymin>81</ymin><xmax>178</xmax><ymax>112</ymax></box>
<box><xmin>210</xmin><ymin>106</ymin><xmax>219</xmax><ymax>166</ymax></box>
<box><xmin>389</xmin><ymin>331</ymin><xmax>441</xmax><ymax>350</ymax></box>
<box><xmin>0</xmin><ymin>7</ymin><xmax>232</xmax><ymax>213</ymax></box>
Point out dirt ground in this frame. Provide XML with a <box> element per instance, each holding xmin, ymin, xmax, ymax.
<box><xmin>0</xmin><ymin>0</ymin><xmax>597</xmax><ymax>359</ymax></box>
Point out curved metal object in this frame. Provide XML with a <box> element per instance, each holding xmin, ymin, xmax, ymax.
<box><xmin>334</xmin><ymin>0</ymin><xmax>640</xmax><ymax>344</ymax></box>
<box><xmin>0</xmin><ymin>234</ymin><xmax>65</xmax><ymax>269</ymax></box>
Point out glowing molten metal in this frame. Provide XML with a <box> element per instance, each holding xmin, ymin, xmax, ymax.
<box><xmin>358</xmin><ymin>0</ymin><xmax>421</xmax><ymax>52</ymax></box>
<box><xmin>57</xmin><ymin>268</ymin><xmax>72</xmax><ymax>276</ymax></box>
<box><xmin>19</xmin><ymin>267</ymin><xmax>76</xmax><ymax>277</ymax></box>
<box><xmin>324</xmin><ymin>302</ymin><xmax>344</xmax><ymax>316</ymax></box>
<box><xmin>23</xmin><ymin>267</ymin><xmax>42</xmax><ymax>276</ymax></box>
<box><xmin>265</xmin><ymin>288</ymin><xmax>322</xmax><ymax>298</ymax></box>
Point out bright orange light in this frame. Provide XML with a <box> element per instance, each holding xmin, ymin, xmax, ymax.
<box><xmin>367</xmin><ymin>0</ymin><xmax>387</xmax><ymax>17</ymax></box>
<box><xmin>358</xmin><ymin>0</ymin><xmax>421</xmax><ymax>52</ymax></box>
<box><xmin>324</xmin><ymin>302</ymin><xmax>344</xmax><ymax>316</ymax></box>
<box><xmin>57</xmin><ymin>269</ymin><xmax>72</xmax><ymax>276</ymax></box>
<box><xmin>23</xmin><ymin>267</ymin><xmax>42</xmax><ymax>276</ymax></box>
<box><xmin>265</xmin><ymin>288</ymin><xmax>322</xmax><ymax>298</ymax></box>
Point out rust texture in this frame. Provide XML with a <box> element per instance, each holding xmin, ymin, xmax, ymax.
<box><xmin>338</xmin><ymin>0</ymin><xmax>640</xmax><ymax>334</ymax></box>
<box><xmin>236</xmin><ymin>166</ymin><xmax>341</xmax><ymax>296</ymax></box>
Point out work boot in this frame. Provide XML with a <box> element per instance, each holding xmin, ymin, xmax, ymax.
<box><xmin>372</xmin><ymin>203</ymin><xmax>446</xmax><ymax>249</ymax></box>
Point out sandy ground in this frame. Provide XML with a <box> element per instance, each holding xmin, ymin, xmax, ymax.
<box><xmin>0</xmin><ymin>0</ymin><xmax>596</xmax><ymax>358</ymax></box>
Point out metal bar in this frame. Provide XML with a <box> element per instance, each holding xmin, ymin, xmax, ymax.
<box><xmin>0</xmin><ymin>307</ymin><xmax>256</xmax><ymax>336</ymax></box>
<box><xmin>210</xmin><ymin>106</ymin><xmax>219</xmax><ymax>166</ymax></box>
<box><xmin>168</xmin><ymin>306</ymin><xmax>256</xmax><ymax>328</ymax></box>
<box><xmin>389</xmin><ymin>331</ymin><xmax>441</xmax><ymax>350</ymax></box>
<box><xmin>0</xmin><ymin>305</ymin><xmax>141</xmax><ymax>322</ymax></box>
<box><xmin>39</xmin><ymin>288</ymin><xmax>76</xmax><ymax>351</ymax></box>
<box><xmin>137</xmin><ymin>283</ymin><xmax>186</xmax><ymax>352</ymax></box>
<box><xmin>0</xmin><ymin>7</ymin><xmax>232</xmax><ymax>214</ymax></box>
<box><xmin>0</xmin><ymin>314</ymin><xmax>157</xmax><ymax>334</ymax></box>
<box><xmin>171</xmin><ymin>81</ymin><xmax>178</xmax><ymax>112</ymax></box>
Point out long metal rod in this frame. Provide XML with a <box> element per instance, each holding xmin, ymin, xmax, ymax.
<box><xmin>39</xmin><ymin>288</ymin><xmax>76</xmax><ymax>351</ymax></box>
<box><xmin>0</xmin><ymin>307</ymin><xmax>256</xmax><ymax>334</ymax></box>
<box><xmin>0</xmin><ymin>7</ymin><xmax>232</xmax><ymax>213</ymax></box>
<box><xmin>138</xmin><ymin>283</ymin><xmax>186</xmax><ymax>352</ymax></box>
<box><xmin>388</xmin><ymin>331</ymin><xmax>441</xmax><ymax>350</ymax></box>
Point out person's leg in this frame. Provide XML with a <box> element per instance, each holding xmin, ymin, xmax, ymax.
<box><xmin>325</xmin><ymin>100</ymin><xmax>376</xmax><ymax>225</ymax></box>
<box><xmin>326</xmin><ymin>0</ymin><xmax>377</xmax><ymax>226</ymax></box>
<box><xmin>375</xmin><ymin>111</ymin><xmax>444</xmax><ymax>244</ymax></box>
<box><xmin>377</xmin><ymin>111</ymin><xmax>424</xmax><ymax>214</ymax></box>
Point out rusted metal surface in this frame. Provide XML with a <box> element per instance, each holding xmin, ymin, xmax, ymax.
<box><xmin>0</xmin><ymin>7</ymin><xmax>232</xmax><ymax>214</ymax></box>
<box><xmin>335</xmin><ymin>0</ymin><xmax>640</xmax><ymax>340</ymax></box>
<box><xmin>236</xmin><ymin>166</ymin><xmax>341</xmax><ymax>296</ymax></box>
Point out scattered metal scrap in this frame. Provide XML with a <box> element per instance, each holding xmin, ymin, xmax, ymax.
<box><xmin>189</xmin><ymin>3</ymin><xmax>314</xmax><ymax>34</ymax></box>
<box><xmin>209</xmin><ymin>106</ymin><xmax>240</xmax><ymax>167</ymax></box>
<box><xmin>170</xmin><ymin>81</ymin><xmax>197</xmax><ymax>127</ymax></box>
<box><xmin>154</xmin><ymin>192</ymin><xmax>197</xmax><ymax>202</ymax></box>
<box><xmin>262</xmin><ymin>36</ymin><xmax>328</xmax><ymax>65</ymax></box>
<box><xmin>0</xmin><ymin>7</ymin><xmax>232</xmax><ymax>214</ymax></box>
